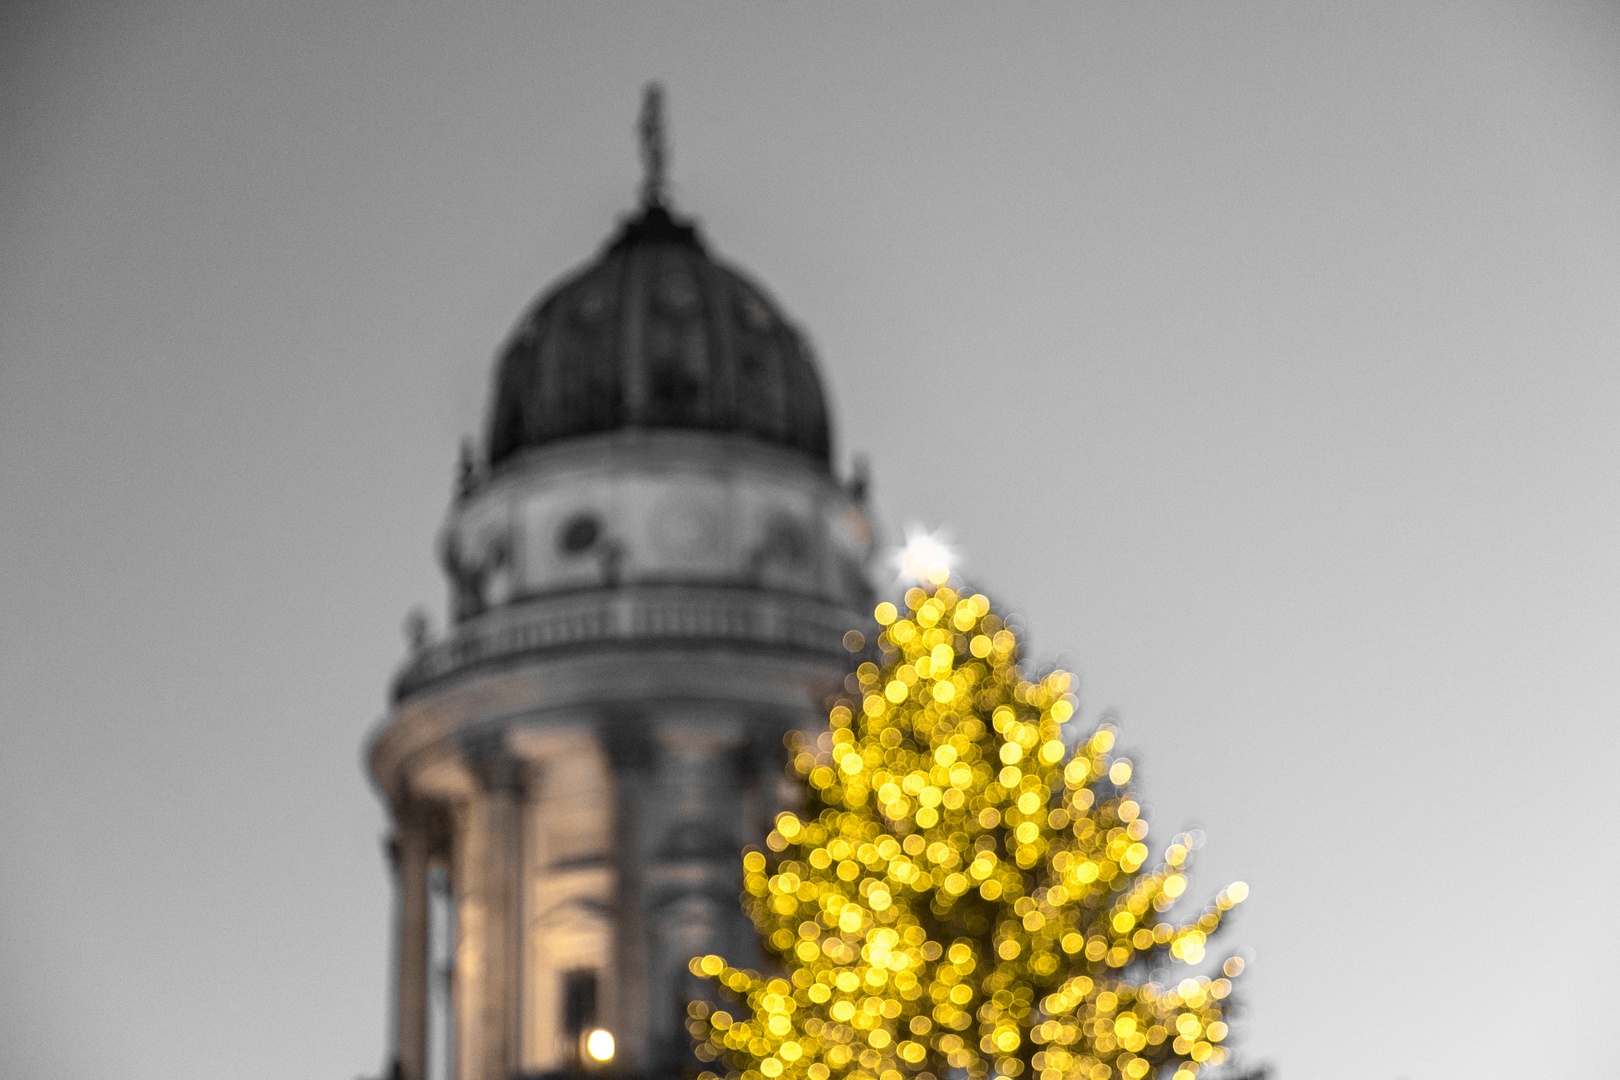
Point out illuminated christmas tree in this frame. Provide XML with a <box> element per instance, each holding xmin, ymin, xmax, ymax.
<box><xmin>687</xmin><ymin>576</ymin><xmax>1250</xmax><ymax>1080</ymax></box>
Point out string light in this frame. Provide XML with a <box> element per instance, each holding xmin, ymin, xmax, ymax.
<box><xmin>689</xmin><ymin>583</ymin><xmax>1248</xmax><ymax>1080</ymax></box>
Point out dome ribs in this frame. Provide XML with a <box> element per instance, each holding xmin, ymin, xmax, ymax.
<box><xmin>485</xmin><ymin>204</ymin><xmax>832</xmax><ymax>472</ymax></box>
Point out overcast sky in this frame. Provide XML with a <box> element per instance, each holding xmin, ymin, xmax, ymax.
<box><xmin>3</xmin><ymin>3</ymin><xmax>1618</xmax><ymax>1079</ymax></box>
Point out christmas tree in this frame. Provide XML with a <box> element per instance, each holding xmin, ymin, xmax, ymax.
<box><xmin>687</xmin><ymin>578</ymin><xmax>1249</xmax><ymax>1080</ymax></box>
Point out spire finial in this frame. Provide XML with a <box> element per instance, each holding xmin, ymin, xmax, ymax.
<box><xmin>638</xmin><ymin>82</ymin><xmax>667</xmax><ymax>207</ymax></box>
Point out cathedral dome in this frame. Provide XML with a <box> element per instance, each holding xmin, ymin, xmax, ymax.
<box><xmin>486</xmin><ymin>200</ymin><xmax>833</xmax><ymax>471</ymax></box>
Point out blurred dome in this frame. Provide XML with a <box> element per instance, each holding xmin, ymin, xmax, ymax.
<box><xmin>486</xmin><ymin>200</ymin><xmax>833</xmax><ymax>471</ymax></box>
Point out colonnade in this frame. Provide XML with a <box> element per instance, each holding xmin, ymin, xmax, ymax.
<box><xmin>382</xmin><ymin>715</ymin><xmax>786</xmax><ymax>1080</ymax></box>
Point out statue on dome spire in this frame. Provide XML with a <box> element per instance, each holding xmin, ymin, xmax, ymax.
<box><xmin>638</xmin><ymin>82</ymin><xmax>668</xmax><ymax>207</ymax></box>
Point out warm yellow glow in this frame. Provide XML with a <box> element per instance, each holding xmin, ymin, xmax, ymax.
<box><xmin>688</xmin><ymin>584</ymin><xmax>1246</xmax><ymax>1080</ymax></box>
<box><xmin>585</xmin><ymin>1029</ymin><xmax>615</xmax><ymax>1063</ymax></box>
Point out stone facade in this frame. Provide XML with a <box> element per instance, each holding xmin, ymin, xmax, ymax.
<box><xmin>368</xmin><ymin>197</ymin><xmax>877</xmax><ymax>1080</ymax></box>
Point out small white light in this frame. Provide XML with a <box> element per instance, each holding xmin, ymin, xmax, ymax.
<box><xmin>586</xmin><ymin>1028</ymin><xmax>615</xmax><ymax>1063</ymax></box>
<box><xmin>893</xmin><ymin>524</ymin><xmax>958</xmax><ymax>585</ymax></box>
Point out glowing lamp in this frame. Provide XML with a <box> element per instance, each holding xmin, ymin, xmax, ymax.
<box><xmin>585</xmin><ymin>1028</ymin><xmax>615</xmax><ymax>1063</ymax></box>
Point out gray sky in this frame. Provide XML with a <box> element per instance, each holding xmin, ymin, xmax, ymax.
<box><xmin>3</xmin><ymin>3</ymin><xmax>1617</xmax><ymax>1078</ymax></box>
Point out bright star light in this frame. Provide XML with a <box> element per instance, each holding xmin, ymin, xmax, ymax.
<box><xmin>893</xmin><ymin>525</ymin><xmax>958</xmax><ymax>585</ymax></box>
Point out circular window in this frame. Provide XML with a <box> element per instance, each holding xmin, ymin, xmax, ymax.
<box><xmin>559</xmin><ymin>514</ymin><xmax>600</xmax><ymax>555</ymax></box>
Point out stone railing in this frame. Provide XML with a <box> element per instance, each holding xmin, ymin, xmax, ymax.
<box><xmin>393</xmin><ymin>584</ymin><xmax>858</xmax><ymax>699</ymax></box>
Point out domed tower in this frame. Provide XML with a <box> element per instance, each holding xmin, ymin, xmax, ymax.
<box><xmin>369</xmin><ymin>90</ymin><xmax>877</xmax><ymax>1080</ymax></box>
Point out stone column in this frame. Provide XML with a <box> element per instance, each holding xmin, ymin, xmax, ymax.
<box><xmin>602</xmin><ymin>710</ymin><xmax>656</xmax><ymax>1075</ymax></box>
<box><xmin>642</xmin><ymin>725</ymin><xmax>745</xmax><ymax>1077</ymax></box>
<box><xmin>514</xmin><ymin>755</ymin><xmax>551</xmax><ymax>1073</ymax></box>
<box><xmin>396</xmin><ymin>802</ymin><xmax>432</xmax><ymax>1080</ymax></box>
<box><xmin>451</xmin><ymin>792</ymin><xmax>488</xmax><ymax>1080</ymax></box>
<box><xmin>477</xmin><ymin>751</ymin><xmax>526</xmax><ymax>1080</ymax></box>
